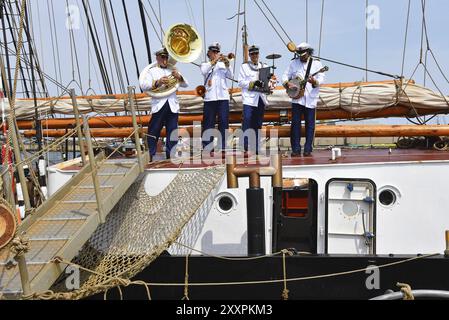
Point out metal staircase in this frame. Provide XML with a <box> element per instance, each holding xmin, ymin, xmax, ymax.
<box><xmin>0</xmin><ymin>153</ymin><xmax>148</xmax><ymax>299</ymax></box>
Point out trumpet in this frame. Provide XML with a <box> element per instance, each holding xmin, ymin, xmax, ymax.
<box><xmin>212</xmin><ymin>53</ymin><xmax>236</xmax><ymax>68</ymax></box>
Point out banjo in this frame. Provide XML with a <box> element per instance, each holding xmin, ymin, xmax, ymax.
<box><xmin>286</xmin><ymin>65</ymin><xmax>329</xmax><ymax>99</ymax></box>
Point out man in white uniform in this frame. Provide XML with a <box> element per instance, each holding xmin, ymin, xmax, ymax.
<box><xmin>282</xmin><ymin>43</ymin><xmax>325</xmax><ymax>157</ymax></box>
<box><xmin>200</xmin><ymin>42</ymin><xmax>233</xmax><ymax>151</ymax></box>
<box><xmin>139</xmin><ymin>48</ymin><xmax>189</xmax><ymax>161</ymax></box>
<box><xmin>238</xmin><ymin>45</ymin><xmax>271</xmax><ymax>154</ymax></box>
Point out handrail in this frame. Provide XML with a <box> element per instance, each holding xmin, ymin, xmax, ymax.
<box><xmin>371</xmin><ymin>290</ymin><xmax>449</xmax><ymax>300</ymax></box>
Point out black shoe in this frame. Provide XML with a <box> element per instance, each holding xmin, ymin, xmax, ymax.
<box><xmin>303</xmin><ymin>152</ymin><xmax>312</xmax><ymax>157</ymax></box>
<box><xmin>291</xmin><ymin>152</ymin><xmax>301</xmax><ymax>158</ymax></box>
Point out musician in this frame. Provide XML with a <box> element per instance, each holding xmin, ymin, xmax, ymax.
<box><xmin>139</xmin><ymin>47</ymin><xmax>188</xmax><ymax>161</ymax></box>
<box><xmin>282</xmin><ymin>43</ymin><xmax>325</xmax><ymax>157</ymax></box>
<box><xmin>238</xmin><ymin>45</ymin><xmax>273</xmax><ymax>154</ymax></box>
<box><xmin>200</xmin><ymin>42</ymin><xmax>233</xmax><ymax>151</ymax></box>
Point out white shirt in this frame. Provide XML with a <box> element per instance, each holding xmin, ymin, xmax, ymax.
<box><xmin>238</xmin><ymin>62</ymin><xmax>269</xmax><ymax>107</ymax></box>
<box><xmin>282</xmin><ymin>58</ymin><xmax>325</xmax><ymax>109</ymax></box>
<box><xmin>200</xmin><ymin>61</ymin><xmax>233</xmax><ymax>102</ymax></box>
<box><xmin>139</xmin><ymin>63</ymin><xmax>189</xmax><ymax>114</ymax></box>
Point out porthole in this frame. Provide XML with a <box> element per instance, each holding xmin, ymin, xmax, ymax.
<box><xmin>219</xmin><ymin>196</ymin><xmax>233</xmax><ymax>212</ymax></box>
<box><xmin>215</xmin><ymin>193</ymin><xmax>237</xmax><ymax>214</ymax></box>
<box><xmin>379</xmin><ymin>189</ymin><xmax>396</xmax><ymax>207</ymax></box>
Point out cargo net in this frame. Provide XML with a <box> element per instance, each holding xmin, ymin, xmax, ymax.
<box><xmin>48</xmin><ymin>166</ymin><xmax>225</xmax><ymax>300</ymax></box>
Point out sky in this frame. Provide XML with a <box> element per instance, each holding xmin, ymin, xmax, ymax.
<box><xmin>17</xmin><ymin>0</ymin><xmax>449</xmax><ymax>123</ymax></box>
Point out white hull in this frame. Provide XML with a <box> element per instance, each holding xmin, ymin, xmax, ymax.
<box><xmin>46</xmin><ymin>153</ymin><xmax>449</xmax><ymax>257</ymax></box>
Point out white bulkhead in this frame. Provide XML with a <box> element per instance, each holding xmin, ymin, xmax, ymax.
<box><xmin>152</xmin><ymin>160</ymin><xmax>449</xmax><ymax>256</ymax></box>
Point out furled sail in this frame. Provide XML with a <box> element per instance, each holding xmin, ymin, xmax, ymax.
<box><xmin>1</xmin><ymin>80</ymin><xmax>449</xmax><ymax>120</ymax></box>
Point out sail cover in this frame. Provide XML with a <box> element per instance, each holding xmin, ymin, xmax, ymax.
<box><xmin>1</xmin><ymin>81</ymin><xmax>449</xmax><ymax>120</ymax></box>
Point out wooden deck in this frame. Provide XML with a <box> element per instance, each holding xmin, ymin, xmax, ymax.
<box><xmin>146</xmin><ymin>148</ymin><xmax>449</xmax><ymax>170</ymax></box>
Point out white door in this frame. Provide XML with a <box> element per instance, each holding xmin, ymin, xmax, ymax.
<box><xmin>327</xmin><ymin>179</ymin><xmax>376</xmax><ymax>254</ymax></box>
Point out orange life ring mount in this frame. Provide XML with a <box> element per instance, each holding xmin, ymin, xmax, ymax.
<box><xmin>0</xmin><ymin>203</ymin><xmax>17</xmax><ymax>249</ymax></box>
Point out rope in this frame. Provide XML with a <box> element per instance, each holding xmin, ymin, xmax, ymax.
<box><xmin>184</xmin><ymin>0</ymin><xmax>198</xmax><ymax>34</ymax></box>
<box><xmin>202</xmin><ymin>0</ymin><xmax>206</xmax><ymax>61</ymax></box>
<box><xmin>4</xmin><ymin>0</ymin><xmax>28</xmax><ymax>208</ymax></box>
<box><xmin>4</xmin><ymin>1</ymin><xmax>30</xmax><ymax>97</ymax></box>
<box><xmin>401</xmin><ymin>0</ymin><xmax>411</xmax><ymax>78</ymax></box>
<box><xmin>140</xmin><ymin>2</ymin><xmax>164</xmax><ymax>45</ymax></box>
<box><xmin>108</xmin><ymin>0</ymin><xmax>130</xmax><ymax>86</ymax></box>
<box><xmin>2</xmin><ymin>41</ymin><xmax>77</xmax><ymax>93</ymax></box>
<box><xmin>101</xmin><ymin>0</ymin><xmax>125</xmax><ymax>93</ymax></box>
<box><xmin>99</xmin><ymin>1</ymin><xmax>117</xmax><ymax>94</ymax></box>
<box><xmin>120</xmin><ymin>0</ymin><xmax>141</xmax><ymax>82</ymax></box>
<box><xmin>23</xmin><ymin>252</ymin><xmax>439</xmax><ymax>300</ymax></box>
<box><xmin>48</xmin><ymin>0</ymin><xmax>63</xmax><ymax>93</ymax></box>
<box><xmin>318</xmin><ymin>0</ymin><xmax>325</xmax><ymax>56</ymax></box>
<box><xmin>231</xmin><ymin>0</ymin><xmax>242</xmax><ymax>94</ymax></box>
<box><xmin>305</xmin><ymin>0</ymin><xmax>308</xmax><ymax>43</ymax></box>
<box><xmin>10</xmin><ymin>236</ymin><xmax>30</xmax><ymax>257</ymax></box>
<box><xmin>365</xmin><ymin>0</ymin><xmax>369</xmax><ymax>81</ymax></box>
<box><xmin>428</xmin><ymin>49</ymin><xmax>449</xmax><ymax>86</ymax></box>
<box><xmin>81</xmin><ymin>0</ymin><xmax>112</xmax><ymax>94</ymax></box>
<box><xmin>137</xmin><ymin>0</ymin><xmax>153</xmax><ymax>66</ymax></box>
<box><xmin>174</xmin><ymin>241</ymin><xmax>311</xmax><ymax>261</ymax></box>
<box><xmin>397</xmin><ymin>282</ymin><xmax>415</xmax><ymax>300</ymax></box>
<box><xmin>65</xmin><ymin>0</ymin><xmax>84</xmax><ymax>95</ymax></box>
<box><xmin>314</xmin><ymin>56</ymin><xmax>400</xmax><ymax>79</ymax></box>
<box><xmin>182</xmin><ymin>254</ymin><xmax>190</xmax><ymax>300</ymax></box>
<box><xmin>253</xmin><ymin>0</ymin><xmax>289</xmax><ymax>47</ymax></box>
<box><xmin>158</xmin><ymin>0</ymin><xmax>163</xmax><ymax>39</ymax></box>
<box><xmin>281</xmin><ymin>249</ymin><xmax>293</xmax><ymax>300</ymax></box>
<box><xmin>1</xmin><ymin>125</ymin><xmax>78</xmax><ymax>174</ymax></box>
<box><xmin>258</xmin><ymin>0</ymin><xmax>293</xmax><ymax>43</ymax></box>
<box><xmin>145</xmin><ymin>0</ymin><xmax>165</xmax><ymax>39</ymax></box>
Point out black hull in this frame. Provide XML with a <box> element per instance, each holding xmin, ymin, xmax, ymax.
<box><xmin>91</xmin><ymin>254</ymin><xmax>449</xmax><ymax>300</ymax></box>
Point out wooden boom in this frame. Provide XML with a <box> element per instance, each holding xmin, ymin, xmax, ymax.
<box><xmin>16</xmin><ymin>105</ymin><xmax>446</xmax><ymax>130</ymax></box>
<box><xmin>23</xmin><ymin>125</ymin><xmax>449</xmax><ymax>138</ymax></box>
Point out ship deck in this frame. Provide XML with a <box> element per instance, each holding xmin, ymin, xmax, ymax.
<box><xmin>145</xmin><ymin>148</ymin><xmax>449</xmax><ymax>170</ymax></box>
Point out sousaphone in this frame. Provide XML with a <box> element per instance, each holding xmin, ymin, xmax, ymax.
<box><xmin>147</xmin><ymin>23</ymin><xmax>203</xmax><ymax>99</ymax></box>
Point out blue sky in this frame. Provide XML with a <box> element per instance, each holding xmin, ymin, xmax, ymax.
<box><xmin>24</xmin><ymin>0</ymin><xmax>449</xmax><ymax>123</ymax></box>
<box><xmin>25</xmin><ymin>0</ymin><xmax>448</xmax><ymax>91</ymax></box>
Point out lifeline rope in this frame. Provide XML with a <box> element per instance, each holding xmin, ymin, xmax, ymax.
<box><xmin>174</xmin><ymin>241</ymin><xmax>311</xmax><ymax>261</ymax></box>
<box><xmin>182</xmin><ymin>254</ymin><xmax>190</xmax><ymax>300</ymax></box>
<box><xmin>22</xmin><ymin>253</ymin><xmax>439</xmax><ymax>300</ymax></box>
<box><xmin>281</xmin><ymin>249</ymin><xmax>293</xmax><ymax>300</ymax></box>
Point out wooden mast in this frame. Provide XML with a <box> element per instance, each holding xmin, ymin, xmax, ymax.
<box><xmin>242</xmin><ymin>0</ymin><xmax>249</xmax><ymax>62</ymax></box>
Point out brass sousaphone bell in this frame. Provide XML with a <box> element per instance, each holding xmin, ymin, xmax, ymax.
<box><xmin>146</xmin><ymin>23</ymin><xmax>203</xmax><ymax>99</ymax></box>
<box><xmin>165</xmin><ymin>23</ymin><xmax>203</xmax><ymax>63</ymax></box>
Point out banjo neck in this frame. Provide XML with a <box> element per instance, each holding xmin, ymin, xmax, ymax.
<box><xmin>309</xmin><ymin>66</ymin><xmax>329</xmax><ymax>78</ymax></box>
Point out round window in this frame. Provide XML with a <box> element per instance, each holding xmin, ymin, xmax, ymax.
<box><xmin>216</xmin><ymin>193</ymin><xmax>237</xmax><ymax>214</ymax></box>
<box><xmin>379</xmin><ymin>189</ymin><xmax>397</xmax><ymax>207</ymax></box>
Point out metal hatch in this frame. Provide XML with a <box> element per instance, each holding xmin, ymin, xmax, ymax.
<box><xmin>326</xmin><ymin>179</ymin><xmax>376</xmax><ymax>255</ymax></box>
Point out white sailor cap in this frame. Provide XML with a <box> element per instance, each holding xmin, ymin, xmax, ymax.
<box><xmin>155</xmin><ymin>47</ymin><xmax>169</xmax><ymax>57</ymax></box>
<box><xmin>248</xmin><ymin>45</ymin><xmax>260</xmax><ymax>54</ymax></box>
<box><xmin>296</xmin><ymin>42</ymin><xmax>312</xmax><ymax>56</ymax></box>
<box><xmin>208</xmin><ymin>42</ymin><xmax>221</xmax><ymax>52</ymax></box>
